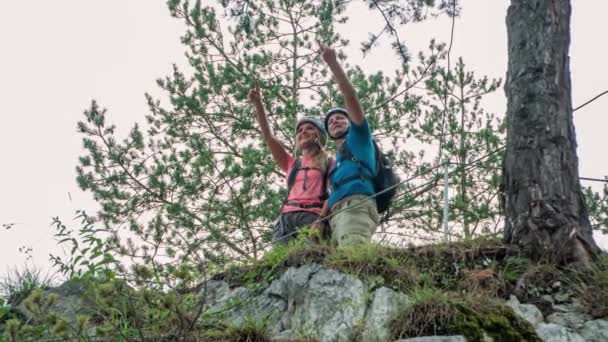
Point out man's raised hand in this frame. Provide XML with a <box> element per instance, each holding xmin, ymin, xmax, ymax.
<box><xmin>317</xmin><ymin>40</ymin><xmax>337</xmax><ymax>65</ymax></box>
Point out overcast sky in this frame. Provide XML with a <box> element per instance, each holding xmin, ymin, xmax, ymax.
<box><xmin>1</xmin><ymin>1</ymin><xmax>607</xmax><ymax>277</ymax></box>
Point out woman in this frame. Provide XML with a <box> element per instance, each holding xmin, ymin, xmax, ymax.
<box><xmin>248</xmin><ymin>81</ymin><xmax>332</xmax><ymax>244</ymax></box>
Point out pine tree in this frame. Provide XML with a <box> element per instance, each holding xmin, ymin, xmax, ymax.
<box><xmin>389</xmin><ymin>57</ymin><xmax>504</xmax><ymax>242</ymax></box>
<box><xmin>74</xmin><ymin>0</ymin><xmax>456</xmax><ymax>270</ymax></box>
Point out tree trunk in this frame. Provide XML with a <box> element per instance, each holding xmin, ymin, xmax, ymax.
<box><xmin>503</xmin><ymin>0</ymin><xmax>600</xmax><ymax>265</ymax></box>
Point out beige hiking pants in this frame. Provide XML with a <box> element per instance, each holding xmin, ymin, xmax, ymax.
<box><xmin>330</xmin><ymin>194</ymin><xmax>379</xmax><ymax>247</ymax></box>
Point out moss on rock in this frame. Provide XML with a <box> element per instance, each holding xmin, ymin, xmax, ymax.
<box><xmin>390</xmin><ymin>290</ymin><xmax>541</xmax><ymax>341</ymax></box>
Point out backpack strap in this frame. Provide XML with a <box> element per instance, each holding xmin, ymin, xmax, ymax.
<box><xmin>286</xmin><ymin>158</ymin><xmax>302</xmax><ymax>194</ymax></box>
<box><xmin>331</xmin><ymin>142</ymin><xmax>376</xmax><ymax>190</ymax></box>
<box><xmin>286</xmin><ymin>201</ymin><xmax>324</xmax><ymax>208</ymax></box>
<box><xmin>340</xmin><ymin>142</ymin><xmax>376</xmax><ymax>175</ymax></box>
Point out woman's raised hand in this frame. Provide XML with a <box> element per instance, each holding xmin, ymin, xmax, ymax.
<box><xmin>247</xmin><ymin>79</ymin><xmax>262</xmax><ymax>106</ymax></box>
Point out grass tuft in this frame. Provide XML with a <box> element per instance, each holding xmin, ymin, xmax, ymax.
<box><xmin>390</xmin><ymin>288</ymin><xmax>541</xmax><ymax>341</ymax></box>
<box><xmin>203</xmin><ymin>315</ymin><xmax>272</xmax><ymax>342</ymax></box>
<box><xmin>0</xmin><ymin>265</ymin><xmax>57</xmax><ymax>306</ymax></box>
<box><xmin>566</xmin><ymin>254</ymin><xmax>608</xmax><ymax>318</ymax></box>
<box><xmin>326</xmin><ymin>244</ymin><xmax>417</xmax><ymax>290</ymax></box>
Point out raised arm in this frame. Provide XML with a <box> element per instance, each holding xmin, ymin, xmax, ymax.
<box><xmin>319</xmin><ymin>42</ymin><xmax>365</xmax><ymax>125</ymax></box>
<box><xmin>248</xmin><ymin>80</ymin><xmax>290</xmax><ymax>170</ymax></box>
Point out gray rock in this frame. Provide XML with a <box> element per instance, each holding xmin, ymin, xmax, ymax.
<box><xmin>266</xmin><ymin>263</ymin><xmax>323</xmax><ymax>304</ymax></box>
<box><xmin>198</xmin><ymin>280</ymin><xmax>233</xmax><ymax>307</ymax></box>
<box><xmin>554</xmin><ymin>292</ymin><xmax>572</xmax><ymax>303</ymax></box>
<box><xmin>202</xmin><ymin>283</ymin><xmax>252</xmax><ymax>314</ymax></box>
<box><xmin>201</xmin><ymin>280</ymin><xmax>285</xmax><ymax>332</ymax></box>
<box><xmin>290</xmin><ymin>267</ymin><xmax>368</xmax><ymax>341</ymax></box>
<box><xmin>265</xmin><ymin>263</ymin><xmax>324</xmax><ymax>334</ymax></box>
<box><xmin>506</xmin><ymin>295</ymin><xmax>544</xmax><ymax>327</ymax></box>
<box><xmin>271</xmin><ymin>329</ymin><xmax>296</xmax><ymax>341</ymax></box>
<box><xmin>362</xmin><ymin>287</ymin><xmax>409</xmax><ymax>342</ymax></box>
<box><xmin>16</xmin><ymin>279</ymin><xmax>97</xmax><ymax>324</ymax></box>
<box><xmin>202</xmin><ymin>264</ymin><xmax>370</xmax><ymax>342</ymax></box>
<box><xmin>546</xmin><ymin>311</ymin><xmax>592</xmax><ymax>330</ymax></box>
<box><xmin>395</xmin><ymin>336</ymin><xmax>467</xmax><ymax>342</ymax></box>
<box><xmin>553</xmin><ymin>299</ymin><xmax>585</xmax><ymax>313</ymax></box>
<box><xmin>535</xmin><ymin>323</ymin><xmax>585</xmax><ymax>342</ymax></box>
<box><xmin>541</xmin><ymin>295</ymin><xmax>554</xmax><ymax>304</ymax></box>
<box><xmin>580</xmin><ymin>320</ymin><xmax>608</xmax><ymax>342</ymax></box>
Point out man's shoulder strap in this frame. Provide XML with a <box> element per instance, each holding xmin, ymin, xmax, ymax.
<box><xmin>336</xmin><ymin>139</ymin><xmax>377</xmax><ymax>175</ymax></box>
<box><xmin>336</xmin><ymin>140</ymin><xmax>351</xmax><ymax>162</ymax></box>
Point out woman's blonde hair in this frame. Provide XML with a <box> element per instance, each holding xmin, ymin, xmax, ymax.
<box><xmin>312</xmin><ymin>147</ymin><xmax>330</xmax><ymax>171</ymax></box>
<box><xmin>310</xmin><ymin>129</ymin><xmax>330</xmax><ymax>171</ymax></box>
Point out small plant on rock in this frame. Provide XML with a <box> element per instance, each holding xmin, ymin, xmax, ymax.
<box><xmin>390</xmin><ymin>287</ymin><xmax>541</xmax><ymax>341</ymax></box>
<box><xmin>0</xmin><ymin>265</ymin><xmax>57</xmax><ymax>306</ymax></box>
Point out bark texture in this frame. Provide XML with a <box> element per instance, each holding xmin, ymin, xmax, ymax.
<box><xmin>503</xmin><ymin>0</ymin><xmax>600</xmax><ymax>264</ymax></box>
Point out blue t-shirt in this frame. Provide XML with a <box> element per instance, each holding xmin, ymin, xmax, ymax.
<box><xmin>328</xmin><ymin>119</ymin><xmax>376</xmax><ymax>208</ymax></box>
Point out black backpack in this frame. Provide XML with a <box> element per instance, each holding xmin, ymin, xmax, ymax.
<box><xmin>283</xmin><ymin>158</ymin><xmax>332</xmax><ymax>209</ymax></box>
<box><xmin>332</xmin><ymin>140</ymin><xmax>399</xmax><ymax>221</ymax></box>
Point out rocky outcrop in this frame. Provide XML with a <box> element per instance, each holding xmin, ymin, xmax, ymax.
<box><xmin>201</xmin><ymin>264</ymin><xmax>608</xmax><ymax>341</ymax></box>
<box><xmin>197</xmin><ymin>264</ymin><xmax>596</xmax><ymax>341</ymax></box>
<box><xmin>203</xmin><ymin>263</ymin><xmax>409</xmax><ymax>341</ymax></box>
<box><xmin>6</xmin><ymin>263</ymin><xmax>607</xmax><ymax>341</ymax></box>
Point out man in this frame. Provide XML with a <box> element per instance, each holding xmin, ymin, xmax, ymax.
<box><xmin>317</xmin><ymin>42</ymin><xmax>379</xmax><ymax>247</ymax></box>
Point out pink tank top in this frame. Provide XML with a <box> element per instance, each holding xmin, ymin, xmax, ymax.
<box><xmin>280</xmin><ymin>154</ymin><xmax>333</xmax><ymax>215</ymax></box>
